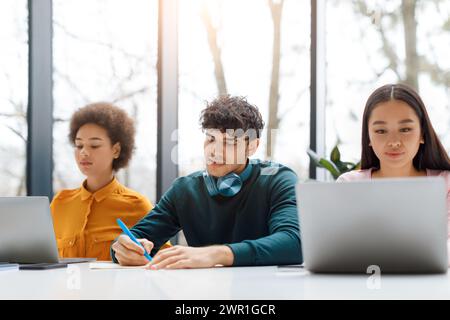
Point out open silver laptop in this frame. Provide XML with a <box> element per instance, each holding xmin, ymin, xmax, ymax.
<box><xmin>0</xmin><ymin>197</ymin><xmax>95</xmax><ymax>269</ymax></box>
<box><xmin>297</xmin><ymin>177</ymin><xmax>448</xmax><ymax>273</ymax></box>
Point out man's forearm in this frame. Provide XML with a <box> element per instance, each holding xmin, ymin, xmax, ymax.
<box><xmin>227</xmin><ymin>230</ymin><xmax>302</xmax><ymax>266</ymax></box>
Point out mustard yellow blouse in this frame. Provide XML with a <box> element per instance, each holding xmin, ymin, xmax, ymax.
<box><xmin>51</xmin><ymin>177</ymin><xmax>163</xmax><ymax>261</ymax></box>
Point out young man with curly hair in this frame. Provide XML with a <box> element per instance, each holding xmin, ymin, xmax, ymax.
<box><xmin>111</xmin><ymin>96</ymin><xmax>303</xmax><ymax>269</ymax></box>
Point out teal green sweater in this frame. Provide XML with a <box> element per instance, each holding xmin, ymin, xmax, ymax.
<box><xmin>111</xmin><ymin>159</ymin><xmax>303</xmax><ymax>266</ymax></box>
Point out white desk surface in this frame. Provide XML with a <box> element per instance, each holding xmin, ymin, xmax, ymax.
<box><xmin>1</xmin><ymin>264</ymin><xmax>450</xmax><ymax>300</ymax></box>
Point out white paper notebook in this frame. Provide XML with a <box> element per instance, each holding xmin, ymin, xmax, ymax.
<box><xmin>89</xmin><ymin>262</ymin><xmax>147</xmax><ymax>270</ymax></box>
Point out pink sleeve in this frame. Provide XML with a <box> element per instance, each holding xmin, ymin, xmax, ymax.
<box><xmin>336</xmin><ymin>173</ymin><xmax>350</xmax><ymax>183</ymax></box>
<box><xmin>439</xmin><ymin>171</ymin><xmax>450</xmax><ymax>239</ymax></box>
<box><xmin>447</xmin><ymin>190</ymin><xmax>450</xmax><ymax>239</ymax></box>
<box><xmin>336</xmin><ymin>170</ymin><xmax>372</xmax><ymax>183</ymax></box>
<box><xmin>445</xmin><ymin>172</ymin><xmax>450</xmax><ymax>240</ymax></box>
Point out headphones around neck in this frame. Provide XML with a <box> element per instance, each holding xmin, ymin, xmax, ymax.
<box><xmin>203</xmin><ymin>162</ymin><xmax>253</xmax><ymax>197</ymax></box>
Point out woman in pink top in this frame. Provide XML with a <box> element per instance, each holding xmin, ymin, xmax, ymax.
<box><xmin>337</xmin><ymin>84</ymin><xmax>450</xmax><ymax>263</ymax></box>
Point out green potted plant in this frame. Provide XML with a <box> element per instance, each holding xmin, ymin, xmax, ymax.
<box><xmin>307</xmin><ymin>145</ymin><xmax>360</xmax><ymax>180</ymax></box>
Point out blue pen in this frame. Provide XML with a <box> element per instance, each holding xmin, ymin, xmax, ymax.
<box><xmin>116</xmin><ymin>218</ymin><xmax>153</xmax><ymax>262</ymax></box>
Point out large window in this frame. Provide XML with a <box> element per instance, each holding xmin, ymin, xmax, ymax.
<box><xmin>178</xmin><ymin>0</ymin><xmax>311</xmax><ymax>180</ymax></box>
<box><xmin>326</xmin><ymin>0</ymin><xmax>450</xmax><ymax>163</ymax></box>
<box><xmin>0</xmin><ymin>1</ymin><xmax>28</xmax><ymax>196</ymax></box>
<box><xmin>52</xmin><ymin>0</ymin><xmax>158</xmax><ymax>202</ymax></box>
<box><xmin>1</xmin><ymin>1</ymin><xmax>447</xmax><ymax>199</ymax></box>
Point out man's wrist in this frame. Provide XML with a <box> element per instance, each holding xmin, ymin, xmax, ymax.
<box><xmin>212</xmin><ymin>245</ymin><xmax>234</xmax><ymax>266</ymax></box>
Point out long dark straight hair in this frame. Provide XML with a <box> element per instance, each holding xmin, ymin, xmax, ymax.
<box><xmin>361</xmin><ymin>84</ymin><xmax>450</xmax><ymax>171</ymax></box>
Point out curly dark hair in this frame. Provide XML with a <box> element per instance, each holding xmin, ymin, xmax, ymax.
<box><xmin>200</xmin><ymin>95</ymin><xmax>265</xmax><ymax>140</ymax></box>
<box><xmin>69</xmin><ymin>102</ymin><xmax>135</xmax><ymax>171</ymax></box>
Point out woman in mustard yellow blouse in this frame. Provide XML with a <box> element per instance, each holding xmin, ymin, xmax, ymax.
<box><xmin>51</xmin><ymin>102</ymin><xmax>168</xmax><ymax>261</ymax></box>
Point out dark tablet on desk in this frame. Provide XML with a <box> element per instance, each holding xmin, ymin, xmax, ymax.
<box><xmin>19</xmin><ymin>263</ymin><xmax>68</xmax><ymax>270</ymax></box>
